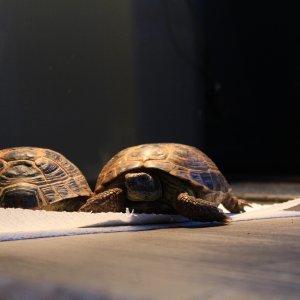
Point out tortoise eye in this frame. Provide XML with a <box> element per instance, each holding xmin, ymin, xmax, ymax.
<box><xmin>0</xmin><ymin>161</ymin><xmax>4</xmax><ymax>170</ymax></box>
<box><xmin>35</xmin><ymin>158</ymin><xmax>58</xmax><ymax>174</ymax></box>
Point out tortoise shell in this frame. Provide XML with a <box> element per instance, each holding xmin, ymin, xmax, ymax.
<box><xmin>0</xmin><ymin>147</ymin><xmax>92</xmax><ymax>208</ymax></box>
<box><xmin>96</xmin><ymin>143</ymin><xmax>230</xmax><ymax>193</ymax></box>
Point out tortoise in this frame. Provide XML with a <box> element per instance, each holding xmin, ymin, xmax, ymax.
<box><xmin>0</xmin><ymin>147</ymin><xmax>93</xmax><ymax>211</ymax></box>
<box><xmin>79</xmin><ymin>143</ymin><xmax>249</xmax><ymax>223</ymax></box>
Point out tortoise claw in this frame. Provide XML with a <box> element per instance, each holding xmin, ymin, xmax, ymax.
<box><xmin>222</xmin><ymin>196</ymin><xmax>251</xmax><ymax>213</ymax></box>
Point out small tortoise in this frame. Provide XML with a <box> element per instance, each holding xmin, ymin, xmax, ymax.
<box><xmin>80</xmin><ymin>143</ymin><xmax>249</xmax><ymax>222</ymax></box>
<box><xmin>0</xmin><ymin>147</ymin><xmax>93</xmax><ymax>211</ymax></box>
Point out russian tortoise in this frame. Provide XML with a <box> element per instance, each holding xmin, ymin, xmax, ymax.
<box><xmin>80</xmin><ymin>143</ymin><xmax>249</xmax><ymax>223</ymax></box>
<box><xmin>0</xmin><ymin>147</ymin><xmax>92</xmax><ymax>211</ymax></box>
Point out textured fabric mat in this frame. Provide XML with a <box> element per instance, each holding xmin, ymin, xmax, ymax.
<box><xmin>1</xmin><ymin>199</ymin><xmax>300</xmax><ymax>241</ymax></box>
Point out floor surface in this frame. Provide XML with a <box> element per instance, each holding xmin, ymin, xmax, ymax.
<box><xmin>1</xmin><ymin>217</ymin><xmax>300</xmax><ymax>300</ymax></box>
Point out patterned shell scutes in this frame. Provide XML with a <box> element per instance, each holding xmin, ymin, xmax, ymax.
<box><xmin>96</xmin><ymin>143</ymin><xmax>230</xmax><ymax>193</ymax></box>
<box><xmin>0</xmin><ymin>147</ymin><xmax>92</xmax><ymax>204</ymax></box>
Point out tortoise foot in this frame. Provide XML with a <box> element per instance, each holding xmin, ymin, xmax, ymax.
<box><xmin>222</xmin><ymin>196</ymin><xmax>251</xmax><ymax>213</ymax></box>
<box><xmin>174</xmin><ymin>193</ymin><xmax>230</xmax><ymax>223</ymax></box>
<box><xmin>79</xmin><ymin>188</ymin><xmax>125</xmax><ymax>213</ymax></box>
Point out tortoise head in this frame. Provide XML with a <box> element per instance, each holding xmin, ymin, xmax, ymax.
<box><xmin>125</xmin><ymin>172</ymin><xmax>162</xmax><ymax>201</ymax></box>
<box><xmin>0</xmin><ymin>183</ymin><xmax>45</xmax><ymax>209</ymax></box>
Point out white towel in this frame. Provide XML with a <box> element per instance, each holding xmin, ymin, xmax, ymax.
<box><xmin>1</xmin><ymin>199</ymin><xmax>300</xmax><ymax>241</ymax></box>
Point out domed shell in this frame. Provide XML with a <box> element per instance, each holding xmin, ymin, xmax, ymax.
<box><xmin>96</xmin><ymin>143</ymin><xmax>230</xmax><ymax>193</ymax></box>
<box><xmin>0</xmin><ymin>147</ymin><xmax>92</xmax><ymax>206</ymax></box>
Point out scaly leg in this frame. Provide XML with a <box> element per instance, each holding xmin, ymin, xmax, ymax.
<box><xmin>174</xmin><ymin>193</ymin><xmax>230</xmax><ymax>223</ymax></box>
<box><xmin>222</xmin><ymin>196</ymin><xmax>251</xmax><ymax>213</ymax></box>
<box><xmin>79</xmin><ymin>188</ymin><xmax>125</xmax><ymax>213</ymax></box>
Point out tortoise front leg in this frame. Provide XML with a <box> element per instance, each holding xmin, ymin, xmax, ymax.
<box><xmin>173</xmin><ymin>193</ymin><xmax>230</xmax><ymax>223</ymax></box>
<box><xmin>79</xmin><ymin>188</ymin><xmax>125</xmax><ymax>213</ymax></box>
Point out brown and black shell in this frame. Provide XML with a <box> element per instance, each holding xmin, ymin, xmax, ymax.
<box><xmin>95</xmin><ymin>143</ymin><xmax>230</xmax><ymax>194</ymax></box>
<box><xmin>0</xmin><ymin>147</ymin><xmax>92</xmax><ymax>207</ymax></box>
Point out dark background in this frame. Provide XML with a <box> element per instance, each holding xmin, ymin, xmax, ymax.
<box><xmin>1</xmin><ymin>0</ymin><xmax>300</xmax><ymax>183</ymax></box>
